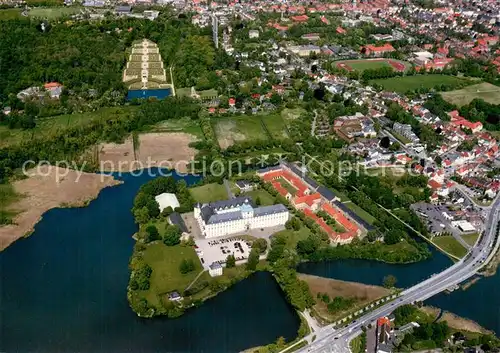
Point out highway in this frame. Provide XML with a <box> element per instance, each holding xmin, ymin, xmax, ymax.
<box><xmin>294</xmin><ymin>195</ymin><xmax>500</xmax><ymax>353</ymax></box>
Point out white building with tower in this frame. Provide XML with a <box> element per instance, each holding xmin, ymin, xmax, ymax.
<box><xmin>194</xmin><ymin>196</ymin><xmax>289</xmax><ymax>238</ymax></box>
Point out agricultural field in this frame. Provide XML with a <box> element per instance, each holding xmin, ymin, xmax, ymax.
<box><xmin>441</xmin><ymin>82</ymin><xmax>500</xmax><ymax>106</ymax></box>
<box><xmin>336</xmin><ymin>59</ymin><xmax>411</xmax><ymax>72</ymax></box>
<box><xmin>281</xmin><ymin>107</ymin><xmax>308</xmax><ymax>121</ymax></box>
<box><xmin>189</xmin><ymin>183</ymin><xmax>228</xmax><ymax>204</ymax></box>
<box><xmin>213</xmin><ymin>115</ymin><xmax>267</xmax><ymax>149</ymax></box>
<box><xmin>152</xmin><ymin>117</ymin><xmax>203</xmax><ymax>139</ymax></box>
<box><xmin>29</xmin><ymin>6</ymin><xmax>82</xmax><ymax>19</ymax></box>
<box><xmin>260</xmin><ymin>114</ymin><xmax>289</xmax><ymax>139</ymax></box>
<box><xmin>0</xmin><ymin>106</ymin><xmax>137</xmax><ymax>148</ymax></box>
<box><xmin>370</xmin><ymin>75</ymin><xmax>473</xmax><ymax>93</ymax></box>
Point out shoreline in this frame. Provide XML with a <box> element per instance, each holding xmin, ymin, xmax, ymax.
<box><xmin>421</xmin><ymin>305</ymin><xmax>494</xmax><ymax>335</ymax></box>
<box><xmin>0</xmin><ymin>166</ymin><xmax>122</xmax><ymax>251</ymax></box>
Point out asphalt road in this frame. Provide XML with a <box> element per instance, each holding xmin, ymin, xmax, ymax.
<box><xmin>294</xmin><ymin>195</ymin><xmax>500</xmax><ymax>353</ymax></box>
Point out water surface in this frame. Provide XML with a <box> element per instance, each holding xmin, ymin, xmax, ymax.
<box><xmin>0</xmin><ymin>170</ymin><xmax>300</xmax><ymax>353</ymax></box>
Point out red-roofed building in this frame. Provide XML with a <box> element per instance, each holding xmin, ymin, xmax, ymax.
<box><xmin>228</xmin><ymin>97</ymin><xmax>236</xmax><ymax>107</ymax></box>
<box><xmin>320</xmin><ymin>16</ymin><xmax>330</xmax><ymax>25</ymax></box>
<box><xmin>291</xmin><ymin>15</ymin><xmax>309</xmax><ymax>23</ymax></box>
<box><xmin>258</xmin><ymin>166</ymin><xmax>360</xmax><ymax>244</ymax></box>
<box><xmin>448</xmin><ymin>110</ymin><xmax>483</xmax><ymax>133</ymax></box>
<box><xmin>362</xmin><ymin>43</ymin><xmax>395</xmax><ymax>57</ymax></box>
<box><xmin>336</xmin><ymin>26</ymin><xmax>346</xmax><ymax>34</ymax></box>
<box><xmin>428</xmin><ymin>179</ymin><xmax>442</xmax><ymax>190</ymax></box>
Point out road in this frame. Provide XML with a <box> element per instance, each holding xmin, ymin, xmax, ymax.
<box><xmin>293</xmin><ymin>195</ymin><xmax>500</xmax><ymax>353</ymax></box>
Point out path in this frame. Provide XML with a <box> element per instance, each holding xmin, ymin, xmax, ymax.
<box><xmin>169</xmin><ymin>66</ymin><xmax>176</xmax><ymax>97</ymax></box>
<box><xmin>311</xmin><ymin>110</ymin><xmax>317</xmax><ymax>137</ymax></box>
<box><xmin>184</xmin><ymin>270</ymin><xmax>206</xmax><ymax>291</ymax></box>
<box><xmin>224</xmin><ymin>179</ymin><xmax>234</xmax><ymax>199</ymax></box>
<box><xmin>301</xmin><ymin>309</ymin><xmax>322</xmax><ymax>333</ymax></box>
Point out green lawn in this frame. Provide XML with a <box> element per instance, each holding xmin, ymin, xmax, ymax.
<box><xmin>349</xmin><ymin>61</ymin><xmax>392</xmax><ymax>71</ymax></box>
<box><xmin>274</xmin><ymin>227</ymin><xmax>312</xmax><ymax>251</ymax></box>
<box><xmin>441</xmin><ymin>82</ymin><xmax>500</xmax><ymax>106</ymax></box>
<box><xmin>276</xmin><ymin>177</ymin><xmax>298</xmax><ymax>196</ymax></box>
<box><xmin>461</xmin><ymin>233</ymin><xmax>479</xmax><ymax>247</ymax></box>
<box><xmin>189</xmin><ymin>183</ymin><xmax>228</xmax><ymax>203</ymax></box>
<box><xmin>0</xmin><ymin>106</ymin><xmax>137</xmax><ymax>148</ymax></box>
<box><xmin>343</xmin><ymin>201</ymin><xmax>376</xmax><ymax>225</ymax></box>
<box><xmin>152</xmin><ymin>117</ymin><xmax>203</xmax><ymax>139</ymax></box>
<box><xmin>0</xmin><ymin>8</ymin><xmax>22</xmax><ymax>20</ymax></box>
<box><xmin>432</xmin><ymin>236</ymin><xmax>468</xmax><ymax>258</ymax></box>
<box><xmin>29</xmin><ymin>6</ymin><xmax>82</xmax><ymax>19</ymax></box>
<box><xmin>260</xmin><ymin>113</ymin><xmax>289</xmax><ymax>139</ymax></box>
<box><xmin>244</xmin><ymin>189</ymin><xmax>276</xmax><ymax>206</ymax></box>
<box><xmin>140</xmin><ymin>242</ymin><xmax>203</xmax><ymax>306</ymax></box>
<box><xmin>370</xmin><ymin>75</ymin><xmax>473</xmax><ymax>93</ymax></box>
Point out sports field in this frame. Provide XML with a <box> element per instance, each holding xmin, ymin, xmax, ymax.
<box><xmin>29</xmin><ymin>6</ymin><xmax>82</xmax><ymax>19</ymax></box>
<box><xmin>336</xmin><ymin>59</ymin><xmax>410</xmax><ymax>72</ymax></box>
<box><xmin>370</xmin><ymin>75</ymin><xmax>473</xmax><ymax>93</ymax></box>
<box><xmin>441</xmin><ymin>82</ymin><xmax>500</xmax><ymax>106</ymax></box>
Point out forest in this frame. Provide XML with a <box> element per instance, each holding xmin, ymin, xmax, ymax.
<box><xmin>0</xmin><ymin>13</ymin><xmax>219</xmax><ymax>105</ymax></box>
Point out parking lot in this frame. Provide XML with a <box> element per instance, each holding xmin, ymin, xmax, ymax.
<box><xmin>195</xmin><ymin>236</ymin><xmax>253</xmax><ymax>270</ymax></box>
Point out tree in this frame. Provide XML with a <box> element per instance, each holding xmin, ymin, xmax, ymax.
<box><xmin>366</xmin><ymin>230</ymin><xmax>378</xmax><ymax>242</ymax></box>
<box><xmin>389</xmin><ymin>141</ymin><xmax>401</xmax><ymax>152</ymax></box>
<box><xmin>145</xmin><ymin>225</ymin><xmax>160</xmax><ymax>243</ymax></box>
<box><xmin>226</xmin><ymin>254</ymin><xmax>236</xmax><ymax>268</ymax></box>
<box><xmin>255</xmin><ymin>196</ymin><xmax>262</xmax><ymax>206</ymax></box>
<box><xmin>164</xmin><ymin>225</ymin><xmax>182</xmax><ymax>246</ymax></box>
<box><xmin>383</xmin><ymin>274</ymin><xmax>397</xmax><ymax>288</ymax></box>
<box><xmin>134</xmin><ymin>206</ymin><xmax>150</xmax><ymax>224</ymax></box>
<box><xmin>384</xmin><ymin>229</ymin><xmax>401</xmax><ymax>245</ymax></box>
<box><xmin>252</xmin><ymin>238</ymin><xmax>268</xmax><ymax>254</ymax></box>
<box><xmin>276</xmin><ymin>336</ymin><xmax>286</xmax><ymax>349</ymax></box>
<box><xmin>246</xmin><ymin>248</ymin><xmax>260</xmax><ymax>271</ymax></box>
<box><xmin>179</xmin><ymin>259</ymin><xmax>195</xmax><ymax>274</ymax></box>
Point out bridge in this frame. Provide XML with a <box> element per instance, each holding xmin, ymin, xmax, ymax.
<box><xmin>291</xmin><ymin>194</ymin><xmax>500</xmax><ymax>353</ymax></box>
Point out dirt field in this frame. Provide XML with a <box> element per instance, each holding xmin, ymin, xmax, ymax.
<box><xmin>98</xmin><ymin>132</ymin><xmax>198</xmax><ymax>173</ymax></box>
<box><xmin>298</xmin><ymin>274</ymin><xmax>391</xmax><ymax>323</ymax></box>
<box><xmin>421</xmin><ymin>306</ymin><xmax>492</xmax><ymax>334</ymax></box>
<box><xmin>0</xmin><ymin>166</ymin><xmax>120</xmax><ymax>251</ymax></box>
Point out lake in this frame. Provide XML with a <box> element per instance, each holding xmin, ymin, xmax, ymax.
<box><xmin>0</xmin><ymin>170</ymin><xmax>300</xmax><ymax>353</ymax></box>
<box><xmin>1</xmin><ymin>170</ymin><xmax>499</xmax><ymax>353</ymax></box>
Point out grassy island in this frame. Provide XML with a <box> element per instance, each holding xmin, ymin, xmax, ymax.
<box><xmin>127</xmin><ymin>174</ymin><xmax>432</xmax><ymax>320</ymax></box>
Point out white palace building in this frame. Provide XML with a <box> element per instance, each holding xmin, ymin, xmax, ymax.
<box><xmin>194</xmin><ymin>196</ymin><xmax>289</xmax><ymax>238</ymax></box>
